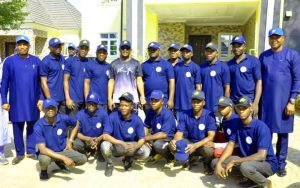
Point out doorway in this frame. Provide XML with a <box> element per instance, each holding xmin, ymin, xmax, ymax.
<box><xmin>189</xmin><ymin>35</ymin><xmax>211</xmax><ymax>64</ymax></box>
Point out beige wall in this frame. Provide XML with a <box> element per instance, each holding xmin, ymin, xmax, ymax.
<box><xmin>158</xmin><ymin>22</ymin><xmax>186</xmax><ymax>59</ymax></box>
<box><xmin>243</xmin><ymin>12</ymin><xmax>256</xmax><ymax>56</ymax></box>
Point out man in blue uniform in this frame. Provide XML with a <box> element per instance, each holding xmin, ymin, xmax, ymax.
<box><xmin>84</xmin><ymin>44</ymin><xmax>110</xmax><ymax>112</ymax></box>
<box><xmin>101</xmin><ymin>92</ymin><xmax>150</xmax><ymax>177</ymax></box>
<box><xmin>108</xmin><ymin>40</ymin><xmax>146</xmax><ymax>113</ymax></box>
<box><xmin>174</xmin><ymin>44</ymin><xmax>201</xmax><ymax>118</ymax></box>
<box><xmin>214</xmin><ymin>96</ymin><xmax>277</xmax><ymax>188</ymax></box>
<box><xmin>1</xmin><ymin>35</ymin><xmax>42</xmax><ymax>164</ymax></box>
<box><xmin>34</xmin><ymin>98</ymin><xmax>87</xmax><ymax>180</ymax></box>
<box><xmin>40</xmin><ymin>38</ymin><xmax>66</xmax><ymax>114</ymax></box>
<box><xmin>144</xmin><ymin>90</ymin><xmax>177</xmax><ymax>165</ymax></box>
<box><xmin>72</xmin><ymin>92</ymin><xmax>109</xmax><ymax>161</ymax></box>
<box><xmin>259</xmin><ymin>27</ymin><xmax>300</xmax><ymax>177</ymax></box>
<box><xmin>64</xmin><ymin>40</ymin><xmax>90</xmax><ymax>116</ymax></box>
<box><xmin>200</xmin><ymin>42</ymin><xmax>230</xmax><ymax>112</ymax></box>
<box><xmin>227</xmin><ymin>35</ymin><xmax>262</xmax><ymax>116</ymax></box>
<box><xmin>67</xmin><ymin>43</ymin><xmax>77</xmax><ymax>59</ymax></box>
<box><xmin>169</xmin><ymin>90</ymin><xmax>216</xmax><ymax>174</ymax></box>
<box><xmin>142</xmin><ymin>42</ymin><xmax>175</xmax><ymax>113</ymax></box>
<box><xmin>167</xmin><ymin>43</ymin><xmax>181</xmax><ymax>67</ymax></box>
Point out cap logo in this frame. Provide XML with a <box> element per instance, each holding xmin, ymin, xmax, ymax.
<box><xmin>124</xmin><ymin>92</ymin><xmax>129</xmax><ymax>96</ymax></box>
<box><xmin>171</xmin><ymin>44</ymin><xmax>175</xmax><ymax>47</ymax></box>
<box><xmin>55</xmin><ymin>39</ymin><xmax>58</xmax><ymax>42</ymax></box>
<box><xmin>83</xmin><ymin>41</ymin><xmax>87</xmax><ymax>44</ymax></box>
<box><xmin>101</xmin><ymin>45</ymin><xmax>104</xmax><ymax>47</ymax></box>
<box><xmin>207</xmin><ymin>43</ymin><xmax>213</xmax><ymax>46</ymax></box>
<box><xmin>90</xmin><ymin>94</ymin><xmax>94</xmax><ymax>98</ymax></box>
<box><xmin>21</xmin><ymin>37</ymin><xmax>24</xmax><ymax>40</ymax></box>
<box><xmin>272</xmin><ymin>29</ymin><xmax>276</xmax><ymax>33</ymax></box>
<box><xmin>235</xmin><ymin>37</ymin><xmax>239</xmax><ymax>40</ymax></box>
<box><xmin>239</xmin><ymin>98</ymin><xmax>246</xmax><ymax>103</ymax></box>
<box><xmin>194</xmin><ymin>91</ymin><xmax>200</xmax><ymax>96</ymax></box>
<box><xmin>219</xmin><ymin>98</ymin><xmax>225</xmax><ymax>102</ymax></box>
<box><xmin>184</xmin><ymin>44</ymin><xmax>188</xmax><ymax>48</ymax></box>
<box><xmin>124</xmin><ymin>41</ymin><xmax>128</xmax><ymax>44</ymax></box>
<box><xmin>150</xmin><ymin>43</ymin><xmax>154</xmax><ymax>46</ymax></box>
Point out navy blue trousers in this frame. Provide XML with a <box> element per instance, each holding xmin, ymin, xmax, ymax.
<box><xmin>274</xmin><ymin>133</ymin><xmax>289</xmax><ymax>169</ymax></box>
<box><xmin>12</xmin><ymin>121</ymin><xmax>36</xmax><ymax>156</ymax></box>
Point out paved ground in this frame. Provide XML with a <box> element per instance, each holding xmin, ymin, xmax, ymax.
<box><xmin>1</xmin><ymin>112</ymin><xmax>300</xmax><ymax>188</ymax></box>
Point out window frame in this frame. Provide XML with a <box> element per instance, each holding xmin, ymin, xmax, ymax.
<box><xmin>100</xmin><ymin>32</ymin><xmax>119</xmax><ymax>58</ymax></box>
<box><xmin>218</xmin><ymin>32</ymin><xmax>241</xmax><ymax>61</ymax></box>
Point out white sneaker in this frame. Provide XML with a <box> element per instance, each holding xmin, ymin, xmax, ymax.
<box><xmin>0</xmin><ymin>153</ymin><xmax>9</xmax><ymax>165</ymax></box>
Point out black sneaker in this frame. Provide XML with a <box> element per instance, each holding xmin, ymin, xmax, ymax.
<box><xmin>238</xmin><ymin>178</ymin><xmax>256</xmax><ymax>187</ymax></box>
<box><xmin>104</xmin><ymin>163</ymin><xmax>113</xmax><ymax>177</ymax></box>
<box><xmin>12</xmin><ymin>155</ymin><xmax>25</xmax><ymax>165</ymax></box>
<box><xmin>276</xmin><ymin>167</ymin><xmax>287</xmax><ymax>177</ymax></box>
<box><xmin>55</xmin><ymin>161</ymin><xmax>70</xmax><ymax>173</ymax></box>
<box><xmin>40</xmin><ymin>170</ymin><xmax>49</xmax><ymax>180</ymax></box>
<box><xmin>122</xmin><ymin>157</ymin><xmax>133</xmax><ymax>171</ymax></box>
<box><xmin>203</xmin><ymin>162</ymin><xmax>214</xmax><ymax>175</ymax></box>
<box><xmin>97</xmin><ymin>151</ymin><xmax>105</xmax><ymax>162</ymax></box>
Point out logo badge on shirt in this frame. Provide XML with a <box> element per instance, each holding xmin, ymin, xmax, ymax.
<box><xmin>210</xmin><ymin>70</ymin><xmax>216</xmax><ymax>77</ymax></box>
<box><xmin>246</xmin><ymin>136</ymin><xmax>252</xmax><ymax>144</ymax></box>
<box><xmin>198</xmin><ymin>123</ymin><xmax>205</xmax><ymax>131</ymax></box>
<box><xmin>240</xmin><ymin>66</ymin><xmax>247</xmax><ymax>73</ymax></box>
<box><xmin>156</xmin><ymin>123</ymin><xmax>162</xmax><ymax>130</ymax></box>
<box><xmin>32</xmin><ymin>64</ymin><xmax>35</xmax><ymax>69</ymax></box>
<box><xmin>186</xmin><ymin>72</ymin><xmax>191</xmax><ymax>78</ymax></box>
<box><xmin>156</xmin><ymin>67</ymin><xmax>162</xmax><ymax>73</ymax></box>
<box><xmin>83</xmin><ymin>68</ymin><xmax>86</xmax><ymax>72</ymax></box>
<box><xmin>62</xmin><ymin>64</ymin><xmax>65</xmax><ymax>70</ymax></box>
<box><xmin>96</xmin><ymin>122</ymin><xmax>102</xmax><ymax>128</ymax></box>
<box><xmin>226</xmin><ymin>128</ymin><xmax>232</xmax><ymax>135</ymax></box>
<box><xmin>106</xmin><ymin>70</ymin><xmax>109</xmax><ymax>76</ymax></box>
<box><xmin>128</xmin><ymin>127</ymin><xmax>134</xmax><ymax>134</ymax></box>
<box><xmin>57</xmin><ymin>129</ymin><xmax>63</xmax><ymax>136</ymax></box>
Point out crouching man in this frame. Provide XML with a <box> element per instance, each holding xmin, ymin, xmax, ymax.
<box><xmin>101</xmin><ymin>92</ymin><xmax>150</xmax><ymax>177</ymax></box>
<box><xmin>34</xmin><ymin>98</ymin><xmax>87</xmax><ymax>180</ymax></box>
<box><xmin>214</xmin><ymin>96</ymin><xmax>277</xmax><ymax>188</ymax></box>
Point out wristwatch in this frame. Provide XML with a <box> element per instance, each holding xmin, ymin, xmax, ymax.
<box><xmin>289</xmin><ymin>98</ymin><xmax>296</xmax><ymax>104</ymax></box>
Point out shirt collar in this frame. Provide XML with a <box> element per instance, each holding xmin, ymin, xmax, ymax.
<box><xmin>42</xmin><ymin>114</ymin><xmax>61</xmax><ymax>126</ymax></box>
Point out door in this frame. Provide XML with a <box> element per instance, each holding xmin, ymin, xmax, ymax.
<box><xmin>189</xmin><ymin>35</ymin><xmax>211</xmax><ymax>64</ymax></box>
<box><xmin>5</xmin><ymin>42</ymin><xmax>16</xmax><ymax>58</ymax></box>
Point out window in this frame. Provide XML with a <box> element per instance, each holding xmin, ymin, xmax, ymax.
<box><xmin>100</xmin><ymin>33</ymin><xmax>118</xmax><ymax>57</ymax></box>
<box><xmin>218</xmin><ymin>33</ymin><xmax>241</xmax><ymax>61</ymax></box>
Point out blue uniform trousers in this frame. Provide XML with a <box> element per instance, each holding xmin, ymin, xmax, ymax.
<box><xmin>274</xmin><ymin>133</ymin><xmax>289</xmax><ymax>169</ymax></box>
<box><xmin>13</xmin><ymin>121</ymin><xmax>36</xmax><ymax>156</ymax></box>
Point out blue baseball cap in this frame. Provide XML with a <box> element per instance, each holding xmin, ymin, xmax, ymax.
<box><xmin>16</xmin><ymin>35</ymin><xmax>30</xmax><ymax>44</ymax></box>
<box><xmin>148</xmin><ymin>42</ymin><xmax>160</xmax><ymax>50</ymax></box>
<box><xmin>43</xmin><ymin>98</ymin><xmax>58</xmax><ymax>109</ymax></box>
<box><xmin>149</xmin><ymin>90</ymin><xmax>164</xmax><ymax>100</ymax></box>
<box><xmin>96</xmin><ymin>44</ymin><xmax>108</xmax><ymax>52</ymax></box>
<box><xmin>119</xmin><ymin>40</ymin><xmax>131</xmax><ymax>49</ymax></box>
<box><xmin>231</xmin><ymin>35</ymin><xmax>246</xmax><ymax>44</ymax></box>
<box><xmin>268</xmin><ymin>27</ymin><xmax>285</xmax><ymax>37</ymax></box>
<box><xmin>68</xmin><ymin>43</ymin><xmax>76</xmax><ymax>49</ymax></box>
<box><xmin>49</xmin><ymin>38</ymin><xmax>62</xmax><ymax>47</ymax></box>
<box><xmin>191</xmin><ymin>90</ymin><xmax>205</xmax><ymax>100</ymax></box>
<box><xmin>86</xmin><ymin>92</ymin><xmax>100</xmax><ymax>104</ymax></box>
<box><xmin>168</xmin><ymin>43</ymin><xmax>180</xmax><ymax>51</ymax></box>
<box><xmin>205</xmin><ymin>42</ymin><xmax>218</xmax><ymax>51</ymax></box>
<box><xmin>235</xmin><ymin>96</ymin><xmax>252</xmax><ymax>107</ymax></box>
<box><xmin>175</xmin><ymin>140</ymin><xmax>189</xmax><ymax>161</ymax></box>
<box><xmin>218</xmin><ymin>96</ymin><xmax>233</xmax><ymax>107</ymax></box>
<box><xmin>119</xmin><ymin>92</ymin><xmax>134</xmax><ymax>103</ymax></box>
<box><xmin>180</xmin><ymin>44</ymin><xmax>193</xmax><ymax>52</ymax></box>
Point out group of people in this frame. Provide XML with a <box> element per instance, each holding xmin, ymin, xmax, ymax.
<box><xmin>0</xmin><ymin>27</ymin><xmax>299</xmax><ymax>187</ymax></box>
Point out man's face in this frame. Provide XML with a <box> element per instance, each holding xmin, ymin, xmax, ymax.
<box><xmin>78</xmin><ymin>46</ymin><xmax>89</xmax><ymax>58</ymax></box>
<box><xmin>181</xmin><ymin>49</ymin><xmax>193</xmax><ymax>61</ymax></box>
<box><xmin>269</xmin><ymin>35</ymin><xmax>285</xmax><ymax>50</ymax></box>
<box><xmin>235</xmin><ymin>106</ymin><xmax>252</xmax><ymax>120</ymax></box>
<box><xmin>68</xmin><ymin>48</ymin><xmax>76</xmax><ymax>56</ymax></box>
<box><xmin>119</xmin><ymin>46</ymin><xmax>131</xmax><ymax>58</ymax></box>
<box><xmin>205</xmin><ymin>48</ymin><xmax>218</xmax><ymax>62</ymax></box>
<box><xmin>86</xmin><ymin>102</ymin><xmax>98</xmax><ymax>114</ymax></box>
<box><xmin>192</xmin><ymin>99</ymin><xmax>205</xmax><ymax>112</ymax></box>
<box><xmin>218</xmin><ymin>105</ymin><xmax>232</xmax><ymax>117</ymax></box>
<box><xmin>231</xmin><ymin>43</ymin><xmax>246</xmax><ymax>56</ymax></box>
<box><xmin>150</xmin><ymin>98</ymin><xmax>163</xmax><ymax>111</ymax></box>
<box><xmin>44</xmin><ymin>106</ymin><xmax>57</xmax><ymax>118</ymax></box>
<box><xmin>119</xmin><ymin>100</ymin><xmax>132</xmax><ymax>117</ymax></box>
<box><xmin>168</xmin><ymin>48</ymin><xmax>180</xmax><ymax>59</ymax></box>
<box><xmin>16</xmin><ymin>41</ymin><xmax>30</xmax><ymax>55</ymax></box>
<box><xmin>96</xmin><ymin>50</ymin><xmax>107</xmax><ymax>62</ymax></box>
<box><xmin>148</xmin><ymin>48</ymin><xmax>160</xmax><ymax>59</ymax></box>
<box><xmin>49</xmin><ymin>44</ymin><xmax>62</xmax><ymax>55</ymax></box>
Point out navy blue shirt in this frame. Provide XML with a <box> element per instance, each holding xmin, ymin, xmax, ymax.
<box><xmin>221</xmin><ymin>112</ymin><xmax>241</xmax><ymax>141</ymax></box>
<box><xmin>34</xmin><ymin>114</ymin><xmax>77</xmax><ymax>152</ymax></box>
<box><xmin>142</xmin><ymin>58</ymin><xmax>174</xmax><ymax>103</ymax></box>
<box><xmin>85</xmin><ymin>59</ymin><xmax>110</xmax><ymax>104</ymax></box>
<box><xmin>178</xmin><ymin>109</ymin><xmax>216</xmax><ymax>143</ymax></box>
<box><xmin>76</xmin><ymin>108</ymin><xmax>110</xmax><ymax>137</ymax></box>
<box><xmin>103</xmin><ymin>111</ymin><xmax>145</xmax><ymax>141</ymax></box>
<box><xmin>64</xmin><ymin>56</ymin><xmax>90</xmax><ymax>103</ymax></box>
<box><xmin>40</xmin><ymin>54</ymin><xmax>65</xmax><ymax>102</ymax></box>
<box><xmin>200</xmin><ymin>60</ymin><xmax>230</xmax><ymax>112</ymax></box>
<box><xmin>227</xmin><ymin>54</ymin><xmax>261</xmax><ymax>102</ymax></box>
<box><xmin>229</xmin><ymin>119</ymin><xmax>278</xmax><ymax>173</ymax></box>
<box><xmin>1</xmin><ymin>54</ymin><xmax>41</xmax><ymax>122</ymax></box>
<box><xmin>174</xmin><ymin>61</ymin><xmax>201</xmax><ymax>110</ymax></box>
<box><xmin>144</xmin><ymin>106</ymin><xmax>177</xmax><ymax>138</ymax></box>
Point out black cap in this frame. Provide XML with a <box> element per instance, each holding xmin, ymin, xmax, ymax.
<box><xmin>119</xmin><ymin>92</ymin><xmax>134</xmax><ymax>103</ymax></box>
<box><xmin>191</xmin><ymin>90</ymin><xmax>205</xmax><ymax>100</ymax></box>
<box><xmin>79</xmin><ymin>40</ymin><xmax>90</xmax><ymax>48</ymax></box>
<box><xmin>235</xmin><ymin>96</ymin><xmax>252</xmax><ymax>107</ymax></box>
<box><xmin>218</xmin><ymin>96</ymin><xmax>233</xmax><ymax>107</ymax></box>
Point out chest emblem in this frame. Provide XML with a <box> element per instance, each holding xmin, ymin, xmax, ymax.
<box><xmin>128</xmin><ymin>127</ymin><xmax>134</xmax><ymax>134</ymax></box>
<box><xmin>246</xmin><ymin>136</ymin><xmax>252</xmax><ymax>144</ymax></box>
<box><xmin>96</xmin><ymin>123</ymin><xmax>102</xmax><ymax>128</ymax></box>
<box><xmin>210</xmin><ymin>70</ymin><xmax>216</xmax><ymax>77</ymax></box>
<box><xmin>186</xmin><ymin>71</ymin><xmax>191</xmax><ymax>78</ymax></box>
<box><xmin>57</xmin><ymin>128</ymin><xmax>63</xmax><ymax>136</ymax></box>
<box><xmin>156</xmin><ymin>67</ymin><xmax>162</xmax><ymax>73</ymax></box>
<box><xmin>198</xmin><ymin>123</ymin><xmax>205</xmax><ymax>131</ymax></box>
<box><xmin>240</xmin><ymin>66</ymin><xmax>247</xmax><ymax>73</ymax></box>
